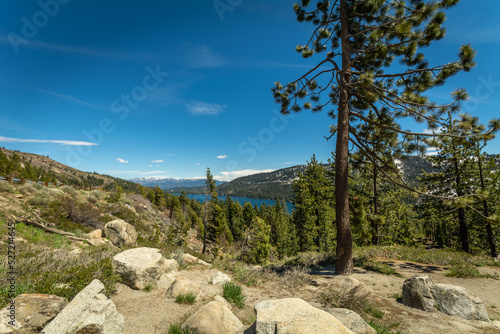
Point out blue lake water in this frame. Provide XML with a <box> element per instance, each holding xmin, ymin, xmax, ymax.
<box><xmin>173</xmin><ymin>193</ymin><xmax>294</xmax><ymax>214</ymax></box>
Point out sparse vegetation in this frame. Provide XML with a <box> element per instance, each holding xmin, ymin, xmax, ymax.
<box><xmin>0</xmin><ymin>242</ymin><xmax>120</xmax><ymax>308</ymax></box>
<box><xmin>175</xmin><ymin>292</ymin><xmax>196</xmax><ymax>304</ymax></box>
<box><xmin>168</xmin><ymin>324</ymin><xmax>192</xmax><ymax>334</ymax></box>
<box><xmin>446</xmin><ymin>261</ymin><xmax>484</xmax><ymax>278</ymax></box>
<box><xmin>222</xmin><ymin>281</ymin><xmax>245</xmax><ymax>308</ymax></box>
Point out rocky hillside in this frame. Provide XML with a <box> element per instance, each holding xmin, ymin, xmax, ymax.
<box><xmin>0</xmin><ymin>147</ymin><xmax>141</xmax><ymax>191</ymax></box>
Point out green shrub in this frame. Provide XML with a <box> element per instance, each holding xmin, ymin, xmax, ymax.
<box><xmin>0</xmin><ymin>182</ymin><xmax>15</xmax><ymax>193</ymax></box>
<box><xmin>222</xmin><ymin>281</ymin><xmax>245</xmax><ymax>308</ymax></box>
<box><xmin>175</xmin><ymin>292</ymin><xmax>196</xmax><ymax>304</ymax></box>
<box><xmin>446</xmin><ymin>262</ymin><xmax>483</xmax><ymax>278</ymax></box>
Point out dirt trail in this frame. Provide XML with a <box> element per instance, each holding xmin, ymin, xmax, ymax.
<box><xmin>111</xmin><ymin>261</ymin><xmax>500</xmax><ymax>334</ymax></box>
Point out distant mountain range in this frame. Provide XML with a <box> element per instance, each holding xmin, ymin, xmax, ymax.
<box><xmin>157</xmin><ymin>154</ymin><xmax>500</xmax><ymax>202</ymax></box>
<box><xmin>130</xmin><ymin>177</ymin><xmax>226</xmax><ymax>190</ymax></box>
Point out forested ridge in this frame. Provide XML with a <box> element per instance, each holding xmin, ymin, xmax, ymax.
<box><xmin>3</xmin><ymin>145</ymin><xmax>498</xmax><ymax>264</ymax></box>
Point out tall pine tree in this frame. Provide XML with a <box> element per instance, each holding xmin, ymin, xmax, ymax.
<box><xmin>273</xmin><ymin>0</ymin><xmax>476</xmax><ymax>274</ymax></box>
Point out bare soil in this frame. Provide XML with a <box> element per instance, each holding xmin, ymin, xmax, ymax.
<box><xmin>111</xmin><ymin>260</ymin><xmax>500</xmax><ymax>334</ymax></box>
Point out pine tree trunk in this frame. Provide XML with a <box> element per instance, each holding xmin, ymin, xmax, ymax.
<box><xmin>478</xmin><ymin>156</ymin><xmax>497</xmax><ymax>257</ymax></box>
<box><xmin>454</xmin><ymin>157</ymin><xmax>470</xmax><ymax>253</ymax></box>
<box><xmin>335</xmin><ymin>0</ymin><xmax>354</xmax><ymax>275</ymax></box>
<box><xmin>372</xmin><ymin>165</ymin><xmax>379</xmax><ymax>245</ymax></box>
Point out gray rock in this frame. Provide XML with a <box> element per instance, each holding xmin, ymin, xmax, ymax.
<box><xmin>402</xmin><ymin>275</ymin><xmax>436</xmax><ymax>311</ymax></box>
<box><xmin>183</xmin><ymin>253</ymin><xmax>210</xmax><ymax>266</ymax></box>
<box><xmin>0</xmin><ymin>294</ymin><xmax>68</xmax><ymax>334</ymax></box>
<box><xmin>402</xmin><ymin>275</ymin><xmax>490</xmax><ymax>321</ymax></box>
<box><xmin>431</xmin><ymin>283</ymin><xmax>490</xmax><ymax>321</ymax></box>
<box><xmin>113</xmin><ymin>247</ymin><xmax>178</xmax><ymax>290</ymax></box>
<box><xmin>41</xmin><ymin>279</ymin><xmax>124</xmax><ymax>334</ymax></box>
<box><xmin>182</xmin><ymin>301</ymin><xmax>243</xmax><ymax>334</ymax></box>
<box><xmin>166</xmin><ymin>279</ymin><xmax>199</xmax><ymax>298</ymax></box>
<box><xmin>254</xmin><ymin>298</ymin><xmax>354</xmax><ymax>334</ymax></box>
<box><xmin>103</xmin><ymin>219</ymin><xmax>137</xmax><ymax>247</ymax></box>
<box><xmin>211</xmin><ymin>271</ymin><xmax>231</xmax><ymax>285</ymax></box>
<box><xmin>87</xmin><ymin>230</ymin><xmax>102</xmax><ymax>239</ymax></box>
<box><xmin>328</xmin><ymin>308</ymin><xmax>376</xmax><ymax>334</ymax></box>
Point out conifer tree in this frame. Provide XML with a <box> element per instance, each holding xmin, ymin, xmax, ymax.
<box><xmin>202</xmin><ymin>168</ymin><xmax>223</xmax><ymax>254</ymax></box>
<box><xmin>273</xmin><ymin>0</ymin><xmax>476</xmax><ymax>274</ymax></box>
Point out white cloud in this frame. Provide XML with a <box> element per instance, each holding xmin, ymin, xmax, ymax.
<box><xmin>217</xmin><ymin>154</ymin><xmax>228</xmax><ymax>159</ymax></box>
<box><xmin>423</xmin><ymin>127</ymin><xmax>443</xmax><ymax>135</ymax></box>
<box><xmin>283</xmin><ymin>161</ymin><xmax>295</xmax><ymax>165</ymax></box>
<box><xmin>185</xmin><ymin>101</ymin><xmax>226</xmax><ymax>116</ymax></box>
<box><xmin>182</xmin><ymin>43</ymin><xmax>225</xmax><ymax>68</ymax></box>
<box><xmin>425</xmin><ymin>148</ymin><xmax>439</xmax><ymax>156</ymax></box>
<box><xmin>38</xmin><ymin>89</ymin><xmax>102</xmax><ymax>109</ymax></box>
<box><xmin>152</xmin><ymin>160</ymin><xmax>164</xmax><ymax>163</ymax></box>
<box><xmin>148</xmin><ymin>164</ymin><xmax>153</xmax><ymax>167</ymax></box>
<box><xmin>116</xmin><ymin>158</ymin><xmax>128</xmax><ymax>164</ymax></box>
<box><xmin>0</xmin><ymin>135</ymin><xmax>97</xmax><ymax>146</ymax></box>
<box><xmin>196</xmin><ymin>163</ymin><xmax>201</xmax><ymax>165</ymax></box>
<box><xmin>215</xmin><ymin>169</ymin><xmax>275</xmax><ymax>182</ymax></box>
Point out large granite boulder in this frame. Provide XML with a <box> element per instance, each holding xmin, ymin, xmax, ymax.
<box><xmin>103</xmin><ymin>219</ymin><xmax>137</xmax><ymax>247</ymax></box>
<box><xmin>402</xmin><ymin>275</ymin><xmax>489</xmax><ymax>321</ymax></box>
<box><xmin>431</xmin><ymin>283</ymin><xmax>490</xmax><ymax>321</ymax></box>
<box><xmin>113</xmin><ymin>247</ymin><xmax>178</xmax><ymax>290</ymax></box>
<box><xmin>254</xmin><ymin>298</ymin><xmax>354</xmax><ymax>334</ymax></box>
<box><xmin>41</xmin><ymin>279</ymin><xmax>124</xmax><ymax>334</ymax></box>
<box><xmin>182</xmin><ymin>300</ymin><xmax>243</xmax><ymax>334</ymax></box>
<box><xmin>0</xmin><ymin>294</ymin><xmax>67</xmax><ymax>333</ymax></box>
<box><xmin>328</xmin><ymin>308</ymin><xmax>376</xmax><ymax>334</ymax></box>
<box><xmin>166</xmin><ymin>279</ymin><xmax>199</xmax><ymax>299</ymax></box>
<box><xmin>402</xmin><ymin>275</ymin><xmax>436</xmax><ymax>311</ymax></box>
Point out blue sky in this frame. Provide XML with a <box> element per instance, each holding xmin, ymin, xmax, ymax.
<box><xmin>1</xmin><ymin>0</ymin><xmax>499</xmax><ymax>181</ymax></box>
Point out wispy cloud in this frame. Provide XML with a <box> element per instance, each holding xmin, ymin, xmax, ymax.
<box><xmin>152</xmin><ymin>159</ymin><xmax>164</xmax><ymax>163</ymax></box>
<box><xmin>159</xmin><ymin>153</ymin><xmax>176</xmax><ymax>156</ymax></box>
<box><xmin>216</xmin><ymin>169</ymin><xmax>275</xmax><ymax>182</ymax></box>
<box><xmin>196</xmin><ymin>163</ymin><xmax>201</xmax><ymax>165</ymax></box>
<box><xmin>0</xmin><ymin>135</ymin><xmax>97</xmax><ymax>146</ymax></box>
<box><xmin>185</xmin><ymin>101</ymin><xmax>226</xmax><ymax>115</ymax></box>
<box><xmin>0</xmin><ymin>37</ymin><xmax>158</xmax><ymax>59</ymax></box>
<box><xmin>217</xmin><ymin>155</ymin><xmax>227</xmax><ymax>159</ymax></box>
<box><xmin>116</xmin><ymin>158</ymin><xmax>128</xmax><ymax>163</ymax></box>
<box><xmin>182</xmin><ymin>43</ymin><xmax>225</xmax><ymax>68</ymax></box>
<box><xmin>283</xmin><ymin>161</ymin><xmax>295</xmax><ymax>165</ymax></box>
<box><xmin>38</xmin><ymin>89</ymin><xmax>102</xmax><ymax>109</ymax></box>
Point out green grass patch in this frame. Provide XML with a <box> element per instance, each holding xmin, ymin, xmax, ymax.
<box><xmin>168</xmin><ymin>324</ymin><xmax>192</xmax><ymax>334</ymax></box>
<box><xmin>222</xmin><ymin>281</ymin><xmax>245</xmax><ymax>308</ymax></box>
<box><xmin>445</xmin><ymin>261</ymin><xmax>484</xmax><ymax>278</ymax></box>
<box><xmin>15</xmin><ymin>223</ymin><xmax>71</xmax><ymax>249</ymax></box>
<box><xmin>175</xmin><ymin>292</ymin><xmax>196</xmax><ymax>304</ymax></box>
<box><xmin>355</xmin><ymin>245</ymin><xmax>499</xmax><ymax>268</ymax></box>
<box><xmin>0</xmin><ymin>242</ymin><xmax>120</xmax><ymax>308</ymax></box>
<box><xmin>364</xmin><ymin>305</ymin><xmax>384</xmax><ymax>319</ymax></box>
<box><xmin>368</xmin><ymin>320</ymin><xmax>401</xmax><ymax>334</ymax></box>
